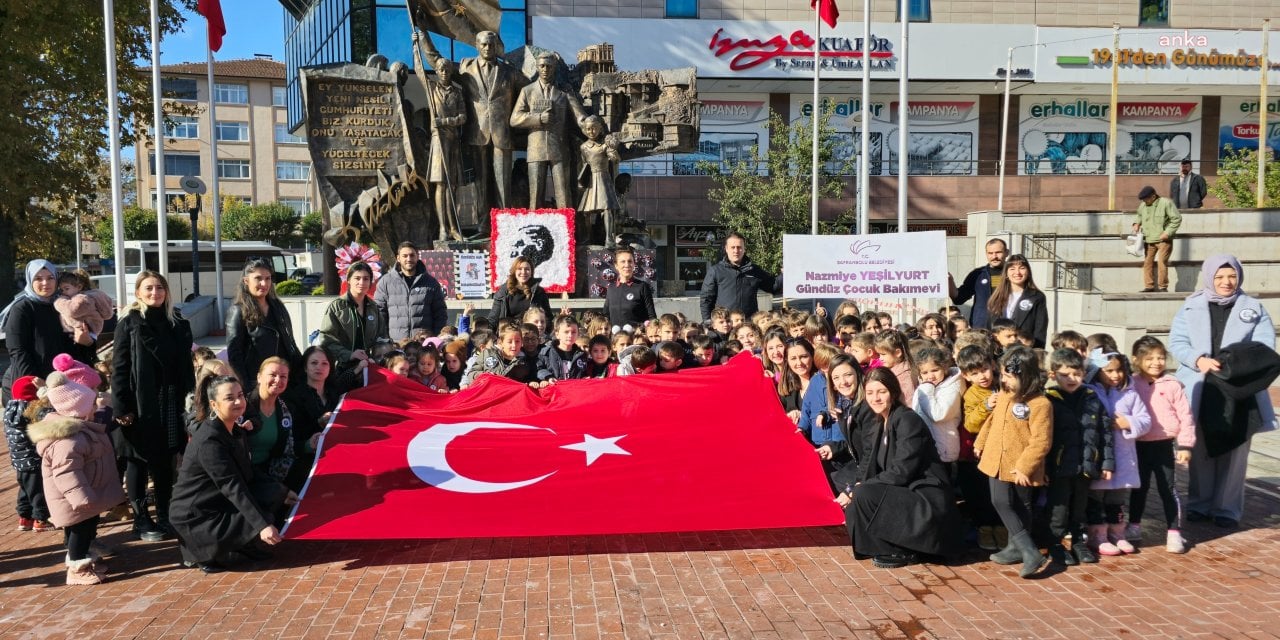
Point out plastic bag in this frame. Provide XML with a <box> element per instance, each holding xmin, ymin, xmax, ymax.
<box><xmin>1124</xmin><ymin>233</ymin><xmax>1144</xmax><ymax>257</ymax></box>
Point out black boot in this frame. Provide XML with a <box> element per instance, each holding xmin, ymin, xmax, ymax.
<box><xmin>1049</xmin><ymin>542</ymin><xmax>1077</xmax><ymax>566</ymax></box>
<box><xmin>1012</xmin><ymin>530</ymin><xmax>1047</xmax><ymax>579</ymax></box>
<box><xmin>131</xmin><ymin>499</ymin><xmax>166</xmax><ymax>542</ymax></box>
<box><xmin>1072</xmin><ymin>533</ymin><xmax>1099</xmax><ymax>564</ymax></box>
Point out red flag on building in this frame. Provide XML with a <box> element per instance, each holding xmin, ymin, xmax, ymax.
<box><xmin>197</xmin><ymin>0</ymin><xmax>226</xmax><ymax>52</ymax></box>
<box><xmin>283</xmin><ymin>355</ymin><xmax>845</xmax><ymax>540</ymax></box>
<box><xmin>812</xmin><ymin>0</ymin><xmax>839</xmax><ymax>28</ymax></box>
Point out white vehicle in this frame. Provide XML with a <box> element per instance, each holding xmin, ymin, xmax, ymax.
<box><xmin>98</xmin><ymin>240</ymin><xmax>294</xmax><ymax>302</ymax></box>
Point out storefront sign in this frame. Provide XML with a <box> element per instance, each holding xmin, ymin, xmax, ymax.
<box><xmin>783</xmin><ymin>232</ymin><xmax>948</xmax><ymax>299</ymax></box>
<box><xmin>1035</xmin><ymin>26</ymin><xmax>1278</xmax><ymax>85</ymax></box>
<box><xmin>1017</xmin><ymin>96</ymin><xmax>1202</xmax><ymax>176</ymax></box>
<box><xmin>1219</xmin><ymin>97</ymin><xmax>1280</xmax><ymax>161</ymax></box>
<box><xmin>708</xmin><ymin>27</ymin><xmax>895</xmax><ymax>72</ymax></box>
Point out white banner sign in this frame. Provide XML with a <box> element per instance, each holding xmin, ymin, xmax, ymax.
<box><xmin>783</xmin><ymin>232</ymin><xmax>948</xmax><ymax>299</ymax></box>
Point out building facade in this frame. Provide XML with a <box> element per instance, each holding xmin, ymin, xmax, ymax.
<box><xmin>136</xmin><ymin>57</ymin><xmax>321</xmax><ymax>217</ymax></box>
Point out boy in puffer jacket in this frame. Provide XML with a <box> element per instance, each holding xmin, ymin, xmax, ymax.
<box><xmin>28</xmin><ymin>370</ymin><xmax>125</xmax><ymax>585</ymax></box>
<box><xmin>5</xmin><ymin>376</ymin><xmax>52</xmax><ymax>532</ymax></box>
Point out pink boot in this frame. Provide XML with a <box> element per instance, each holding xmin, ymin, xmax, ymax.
<box><xmin>1109</xmin><ymin>523</ymin><xmax>1135</xmax><ymax>554</ymax></box>
<box><xmin>1092</xmin><ymin>524</ymin><xmax>1121</xmax><ymax>556</ymax></box>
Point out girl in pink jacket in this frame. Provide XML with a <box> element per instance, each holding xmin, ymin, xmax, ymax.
<box><xmin>1128</xmin><ymin>336</ymin><xmax>1196</xmax><ymax>554</ymax></box>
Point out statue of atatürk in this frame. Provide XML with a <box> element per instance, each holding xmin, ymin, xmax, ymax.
<box><xmin>510</xmin><ymin>52</ymin><xmax>590</xmax><ymax>210</ymax></box>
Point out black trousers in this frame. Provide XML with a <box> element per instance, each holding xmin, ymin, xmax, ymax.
<box><xmin>1086</xmin><ymin>489</ymin><xmax>1128</xmax><ymax>525</ymax></box>
<box><xmin>64</xmin><ymin>515</ymin><xmax>100</xmax><ymax>561</ymax></box>
<box><xmin>1130</xmin><ymin>439</ymin><xmax>1181</xmax><ymax>529</ymax></box>
<box><xmin>124</xmin><ymin>454</ymin><xmax>175</xmax><ymax>518</ymax></box>
<box><xmin>989</xmin><ymin>478</ymin><xmax>1035</xmax><ymax>537</ymax></box>
<box><xmin>956</xmin><ymin>461</ymin><xmax>999</xmax><ymax>527</ymax></box>
<box><xmin>1047</xmin><ymin>475</ymin><xmax>1091</xmax><ymax>539</ymax></box>
<box><xmin>15</xmin><ymin>470</ymin><xmax>49</xmax><ymax>520</ymax></box>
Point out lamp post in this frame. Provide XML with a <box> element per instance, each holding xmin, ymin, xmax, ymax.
<box><xmin>188</xmin><ymin>196</ymin><xmax>201</xmax><ymax>297</ymax></box>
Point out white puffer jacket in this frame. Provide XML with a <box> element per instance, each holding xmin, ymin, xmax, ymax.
<box><xmin>911</xmin><ymin>367</ymin><xmax>967</xmax><ymax>463</ymax></box>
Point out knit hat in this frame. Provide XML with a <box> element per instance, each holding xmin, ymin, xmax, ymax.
<box><xmin>53</xmin><ymin>353</ymin><xmax>102</xmax><ymax>390</ymax></box>
<box><xmin>11</xmin><ymin>375</ymin><xmax>41</xmax><ymax>402</ymax></box>
<box><xmin>44</xmin><ymin>372</ymin><xmax>97</xmax><ymax>420</ymax></box>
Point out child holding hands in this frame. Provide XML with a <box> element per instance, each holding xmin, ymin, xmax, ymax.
<box><xmin>1128</xmin><ymin>336</ymin><xmax>1196</xmax><ymax>553</ymax></box>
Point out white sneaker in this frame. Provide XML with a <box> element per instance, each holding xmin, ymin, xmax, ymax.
<box><xmin>1166</xmin><ymin>530</ymin><xmax>1187</xmax><ymax>554</ymax></box>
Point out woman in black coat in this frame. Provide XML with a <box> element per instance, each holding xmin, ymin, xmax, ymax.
<box><xmin>837</xmin><ymin>367</ymin><xmax>961</xmax><ymax>568</ymax></box>
<box><xmin>1</xmin><ymin>260</ymin><xmax>81</xmax><ymax>401</ymax></box>
<box><xmin>282</xmin><ymin>346</ymin><xmax>358</xmax><ymax>492</ymax></box>
<box><xmin>489</xmin><ymin>257</ymin><xmax>552</xmax><ymax>323</ymax></box>
<box><xmin>985</xmin><ymin>254</ymin><xmax>1048</xmax><ymax>348</ymax></box>
<box><xmin>171</xmin><ymin>375</ymin><xmax>292</xmax><ymax>573</ymax></box>
<box><xmin>111</xmin><ymin>271</ymin><xmax>195</xmax><ymax>541</ymax></box>
<box><xmin>226</xmin><ymin>259</ymin><xmax>302</xmax><ymax>385</ymax></box>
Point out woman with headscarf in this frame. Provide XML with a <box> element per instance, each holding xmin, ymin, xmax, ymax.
<box><xmin>2</xmin><ymin>260</ymin><xmax>82</xmax><ymax>401</ymax></box>
<box><xmin>1169</xmin><ymin>255</ymin><xmax>1277</xmax><ymax>528</ymax></box>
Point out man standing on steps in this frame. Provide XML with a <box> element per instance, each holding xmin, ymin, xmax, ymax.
<box><xmin>949</xmin><ymin>237</ymin><xmax>1007</xmax><ymax>329</ymax></box>
<box><xmin>1170</xmin><ymin>160</ymin><xmax>1207</xmax><ymax>210</ymax></box>
<box><xmin>699</xmin><ymin>233</ymin><xmax>782</xmax><ymax>322</ymax></box>
<box><xmin>1133</xmin><ymin>185</ymin><xmax>1182</xmax><ymax>293</ymax></box>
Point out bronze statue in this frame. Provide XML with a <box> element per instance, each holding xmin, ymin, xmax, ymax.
<box><xmin>411</xmin><ymin>30</ymin><xmax>466</xmax><ymax>241</ymax></box>
<box><xmin>577</xmin><ymin>115</ymin><xmax>621</xmax><ymax>247</ymax></box>
<box><xmin>510</xmin><ymin>52</ymin><xmax>589</xmax><ymax>210</ymax></box>
<box><xmin>417</xmin><ymin>30</ymin><xmax>527</xmax><ymax>240</ymax></box>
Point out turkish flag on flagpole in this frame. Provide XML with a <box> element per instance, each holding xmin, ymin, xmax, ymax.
<box><xmin>283</xmin><ymin>355</ymin><xmax>845</xmax><ymax>540</ymax></box>
<box><xmin>197</xmin><ymin>0</ymin><xmax>226</xmax><ymax>52</ymax></box>
<box><xmin>812</xmin><ymin>0</ymin><xmax>839</xmax><ymax>28</ymax></box>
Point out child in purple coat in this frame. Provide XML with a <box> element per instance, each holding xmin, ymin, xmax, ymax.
<box><xmin>1088</xmin><ymin>351</ymin><xmax>1151</xmax><ymax>556</ymax></box>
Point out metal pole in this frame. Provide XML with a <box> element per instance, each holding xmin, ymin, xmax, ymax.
<box><xmin>811</xmin><ymin>4</ymin><xmax>821</xmax><ymax>235</ymax></box>
<box><xmin>151</xmin><ymin>0</ymin><xmax>168</xmax><ymax>277</ymax></box>
<box><xmin>858</xmin><ymin>0</ymin><xmax>872</xmax><ymax>234</ymax></box>
<box><xmin>1107</xmin><ymin>23</ymin><xmax>1119</xmax><ymax>210</ymax></box>
<box><xmin>190</xmin><ymin>200</ymin><xmax>201</xmax><ymax>296</ymax></box>
<box><xmin>74</xmin><ymin>212</ymin><xmax>83</xmax><ymax>271</ymax></box>
<box><xmin>105</xmin><ymin>0</ymin><xmax>127</xmax><ymax>306</ymax></box>
<box><xmin>208</xmin><ymin>31</ymin><xmax>224</xmax><ymax>323</ymax></box>
<box><xmin>1259</xmin><ymin>19</ymin><xmax>1270</xmax><ymax>207</ymax></box>
<box><xmin>998</xmin><ymin>46</ymin><xmax>1013</xmax><ymax>211</ymax></box>
<box><xmin>896</xmin><ymin>0</ymin><xmax>908</xmax><ymax>233</ymax></box>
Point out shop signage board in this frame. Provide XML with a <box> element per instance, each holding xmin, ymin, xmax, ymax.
<box><xmin>1218</xmin><ymin>97</ymin><xmax>1280</xmax><ymax>161</ymax></box>
<box><xmin>783</xmin><ymin>232</ymin><xmax>948</xmax><ymax>300</ymax></box>
<box><xmin>1034</xmin><ymin>27</ymin><xmax>1280</xmax><ymax>85</ymax></box>
<box><xmin>1016</xmin><ymin>96</ymin><xmax>1202</xmax><ymax>176</ymax></box>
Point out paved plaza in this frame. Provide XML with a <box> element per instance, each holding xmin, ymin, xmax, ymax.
<box><xmin>0</xmin><ymin>430</ymin><xmax>1278</xmax><ymax>639</ymax></box>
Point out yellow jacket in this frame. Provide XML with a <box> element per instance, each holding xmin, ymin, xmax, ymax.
<box><xmin>974</xmin><ymin>393</ymin><xmax>1053</xmax><ymax>485</ymax></box>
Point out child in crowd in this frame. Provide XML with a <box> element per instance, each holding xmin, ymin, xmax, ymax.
<box><xmin>957</xmin><ymin>345</ymin><xmax>1002</xmax><ymax>551</ymax></box>
<box><xmin>655</xmin><ymin>342</ymin><xmax>686</xmax><ymax>373</ymax></box>
<box><xmin>617</xmin><ymin>345</ymin><xmax>657</xmax><ymax>375</ymax></box>
<box><xmin>53</xmin><ymin>270</ymin><xmax>113</xmax><ymax>346</ymax></box>
<box><xmin>1128</xmin><ymin>336</ymin><xmax>1195</xmax><ymax>553</ymax></box>
<box><xmin>734</xmin><ymin>324</ymin><xmax>761</xmax><ymax>353</ymax></box>
<box><xmin>948</xmin><ymin>317</ymin><xmax>970</xmax><ymax>337</ymax></box>
<box><xmin>520</xmin><ymin>323</ymin><xmax>543</xmax><ymax>360</ymax></box>
<box><xmin>462</xmin><ymin>326</ymin><xmax>532</xmax><ymax>387</ymax></box>
<box><xmin>610</xmin><ymin>330</ymin><xmax>632</xmax><ymax>352</ymax></box>
<box><xmin>441</xmin><ymin>339</ymin><xmax>468</xmax><ymax>391</ymax></box>
<box><xmin>535</xmin><ymin>316</ymin><xmax>588</xmax><ymax>386</ymax></box>
<box><xmin>585</xmin><ymin>315</ymin><xmax>609</xmax><ymax>339</ymax></box>
<box><xmin>1052</xmin><ymin>330</ymin><xmax>1094</xmax><ymax>382</ymax></box>
<box><xmin>28</xmin><ymin>370</ymin><xmax>125</xmax><ymax>584</ymax></box>
<box><xmin>1044</xmin><ymin>349</ymin><xmax>1113</xmax><ymax>566</ymax></box>
<box><xmin>706</xmin><ymin>307</ymin><xmax>732</xmax><ymax>343</ymax></box>
<box><xmin>385</xmin><ymin>353</ymin><xmax>413</xmax><ymax>378</ymax></box>
<box><xmin>803</xmin><ymin>314</ymin><xmax>832</xmax><ymax>345</ymax></box>
<box><xmin>655</xmin><ymin>314</ymin><xmax>680</xmax><ymax>342</ymax></box>
<box><xmin>455</xmin><ymin>303</ymin><xmax>475</xmax><ymax>335</ymax></box>
<box><xmin>844</xmin><ymin>331</ymin><xmax>882</xmax><ymax>372</ymax></box>
<box><xmin>991</xmin><ymin>318</ymin><xmax>1020</xmax><ymax>351</ymax></box>
<box><xmin>833</xmin><ymin>301</ymin><xmax>861</xmax><ymax>320</ymax></box>
<box><xmin>974</xmin><ymin>346</ymin><xmax>1052</xmax><ymax>578</ymax></box>
<box><xmin>1087</xmin><ymin>349</ymin><xmax>1150</xmax><ymax>557</ymax></box>
<box><xmin>874</xmin><ymin>330</ymin><xmax>917</xmax><ymax>403</ymax></box>
<box><xmin>797</xmin><ymin>343</ymin><xmax>842</xmax><ymax>447</ymax></box>
<box><xmin>721</xmin><ymin>340</ymin><xmax>743</xmax><ymax>361</ymax></box>
<box><xmin>729</xmin><ymin>310</ymin><xmax>747</xmax><ymax>330</ymax></box>
<box><xmin>585</xmin><ymin>335</ymin><xmax>616</xmax><ymax>378</ymax></box>
<box><xmin>912</xmin><ymin>347</ymin><xmax>965</xmax><ymax>464</ymax></box>
<box><xmin>522</xmin><ymin>307</ymin><xmax>549</xmax><ymax>339</ymax></box>
<box><xmin>5</xmin><ymin>376</ymin><xmax>52</xmax><ymax>532</ymax></box>
<box><xmin>191</xmin><ymin>346</ymin><xmax>218</xmax><ymax>370</ymax></box>
<box><xmin>689</xmin><ymin>336</ymin><xmax>717</xmax><ymax>367</ymax></box>
<box><xmin>917</xmin><ymin>313</ymin><xmax>949</xmax><ymax>344</ymax></box>
<box><xmin>417</xmin><ymin>347</ymin><xmax>448</xmax><ymax>392</ymax></box>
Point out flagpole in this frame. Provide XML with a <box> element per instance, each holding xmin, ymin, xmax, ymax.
<box><xmin>858</xmin><ymin>0</ymin><xmax>871</xmax><ymax>234</ymax></box>
<box><xmin>207</xmin><ymin>22</ymin><xmax>224</xmax><ymax>324</ymax></box>
<box><xmin>1259</xmin><ymin>19</ymin><xmax>1269</xmax><ymax>207</ymax></box>
<box><xmin>997</xmin><ymin>46</ymin><xmax>1013</xmax><ymax>211</ymax></box>
<box><xmin>810</xmin><ymin>3</ymin><xmax>821</xmax><ymax>234</ymax></box>
<box><xmin>896</xmin><ymin>0</ymin><xmax>908</xmax><ymax>233</ymax></box>
<box><xmin>1107</xmin><ymin>22</ymin><xmax>1119</xmax><ymax>210</ymax></box>
<box><xmin>105</xmin><ymin>0</ymin><xmax>127</xmax><ymax>306</ymax></box>
<box><xmin>151</xmin><ymin>0</ymin><xmax>168</xmax><ymax>278</ymax></box>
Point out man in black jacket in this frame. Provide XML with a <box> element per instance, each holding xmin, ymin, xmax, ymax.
<box><xmin>698</xmin><ymin>233</ymin><xmax>782</xmax><ymax>322</ymax></box>
<box><xmin>373</xmin><ymin>242</ymin><xmax>448</xmax><ymax>341</ymax></box>
<box><xmin>1169</xmin><ymin>160</ymin><xmax>1207</xmax><ymax>209</ymax></box>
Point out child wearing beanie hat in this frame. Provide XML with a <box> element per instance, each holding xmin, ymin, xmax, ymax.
<box><xmin>52</xmin><ymin>353</ymin><xmax>102</xmax><ymax>391</ymax></box>
<box><xmin>5</xmin><ymin>376</ymin><xmax>52</xmax><ymax>532</ymax></box>
<box><xmin>26</xmin><ymin>372</ymin><xmax>125</xmax><ymax>585</ymax></box>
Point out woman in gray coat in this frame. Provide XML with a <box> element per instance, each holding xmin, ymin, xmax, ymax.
<box><xmin>1168</xmin><ymin>254</ymin><xmax>1277</xmax><ymax>527</ymax></box>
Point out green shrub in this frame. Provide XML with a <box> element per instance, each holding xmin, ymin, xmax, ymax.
<box><xmin>275</xmin><ymin>279</ymin><xmax>305</xmax><ymax>296</ymax></box>
<box><xmin>311</xmin><ymin>285</ymin><xmax>327</xmax><ymax>296</ymax></box>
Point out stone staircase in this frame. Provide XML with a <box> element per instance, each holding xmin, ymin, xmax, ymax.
<box><xmin>963</xmin><ymin>208</ymin><xmax>1280</xmax><ymax>363</ymax></box>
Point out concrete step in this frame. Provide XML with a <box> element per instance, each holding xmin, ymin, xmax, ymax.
<box><xmin>1067</xmin><ymin>290</ymin><xmax>1280</xmax><ymax>326</ymax></box>
<box><xmin>1058</xmin><ymin>260</ymin><xmax>1280</xmax><ymax>293</ymax></box>
<box><xmin>1021</xmin><ymin>233</ymin><xmax>1280</xmax><ymax>263</ymax></box>
<box><xmin>992</xmin><ymin>208</ymin><xmax>1280</xmax><ymax>236</ymax></box>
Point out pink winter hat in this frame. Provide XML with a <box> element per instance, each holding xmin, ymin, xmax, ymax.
<box><xmin>53</xmin><ymin>353</ymin><xmax>101</xmax><ymax>390</ymax></box>
<box><xmin>44</xmin><ymin>372</ymin><xmax>97</xmax><ymax>420</ymax></box>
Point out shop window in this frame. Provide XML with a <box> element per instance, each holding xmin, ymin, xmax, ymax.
<box><xmin>666</xmin><ymin>0</ymin><xmax>697</xmax><ymax>19</ymax></box>
<box><xmin>1138</xmin><ymin>0</ymin><xmax>1169</xmax><ymax>26</ymax></box>
<box><xmin>896</xmin><ymin>0</ymin><xmax>931</xmax><ymax>22</ymax></box>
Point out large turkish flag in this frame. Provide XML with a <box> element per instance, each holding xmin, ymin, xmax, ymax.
<box><xmin>283</xmin><ymin>354</ymin><xmax>845</xmax><ymax>539</ymax></box>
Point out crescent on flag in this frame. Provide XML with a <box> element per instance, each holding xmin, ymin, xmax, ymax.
<box><xmin>407</xmin><ymin>422</ymin><xmax>557</xmax><ymax>493</ymax></box>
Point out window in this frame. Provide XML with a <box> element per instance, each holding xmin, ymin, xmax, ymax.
<box><xmin>665</xmin><ymin>0</ymin><xmax>697</xmax><ymax>18</ymax></box>
<box><xmin>214</xmin><ymin>83</ymin><xmax>249</xmax><ymax>104</ymax></box>
<box><xmin>161</xmin><ymin>77</ymin><xmax>197</xmax><ymax>100</ymax></box>
<box><xmin>162</xmin><ymin>116</ymin><xmax>199</xmax><ymax>139</ymax></box>
<box><xmin>218</xmin><ymin>159</ymin><xmax>251</xmax><ymax>179</ymax></box>
<box><xmin>149</xmin><ymin>192</ymin><xmax>190</xmax><ymax>213</ymax></box>
<box><xmin>215</xmin><ymin>121</ymin><xmax>249</xmax><ymax>142</ymax></box>
<box><xmin>274</xmin><ymin>123</ymin><xmax>305</xmax><ymax>144</ymax></box>
<box><xmin>148</xmin><ymin>153</ymin><xmax>201</xmax><ymax>176</ymax></box>
<box><xmin>278</xmin><ymin>198</ymin><xmax>309</xmax><ymax>215</ymax></box>
<box><xmin>896</xmin><ymin>0</ymin><xmax>931</xmax><ymax>21</ymax></box>
<box><xmin>272</xmin><ymin>86</ymin><xmax>288</xmax><ymax>107</ymax></box>
<box><xmin>1138</xmin><ymin>0</ymin><xmax>1169</xmax><ymax>26</ymax></box>
<box><xmin>277</xmin><ymin>161</ymin><xmax>311</xmax><ymax>181</ymax></box>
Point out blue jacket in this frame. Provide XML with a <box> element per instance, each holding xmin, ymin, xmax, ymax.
<box><xmin>952</xmin><ymin>265</ymin><xmax>996</xmax><ymax>329</ymax></box>
<box><xmin>798</xmin><ymin>372</ymin><xmax>844</xmax><ymax>449</ymax></box>
<box><xmin>1169</xmin><ymin>292</ymin><xmax>1276</xmax><ymax>434</ymax></box>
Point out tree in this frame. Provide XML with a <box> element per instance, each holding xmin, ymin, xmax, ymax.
<box><xmin>1208</xmin><ymin>147</ymin><xmax>1280</xmax><ymax>208</ymax></box>
<box><xmin>0</xmin><ymin>0</ymin><xmax>190</xmax><ymax>300</ymax></box>
<box><xmin>299</xmin><ymin>212</ymin><xmax>325</xmax><ymax>248</ymax></box>
<box><xmin>93</xmin><ymin>207</ymin><xmax>193</xmax><ymax>257</ymax></box>
<box><xmin>697</xmin><ymin>108</ymin><xmax>853</xmax><ymax>274</ymax></box>
<box><xmin>14</xmin><ymin>205</ymin><xmax>77</xmax><ymax>265</ymax></box>
<box><xmin>222</xmin><ymin>202</ymin><xmax>303</xmax><ymax>247</ymax></box>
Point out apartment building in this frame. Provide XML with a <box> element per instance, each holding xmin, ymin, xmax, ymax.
<box><xmin>136</xmin><ymin>57</ymin><xmax>321</xmax><ymax>217</ymax></box>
